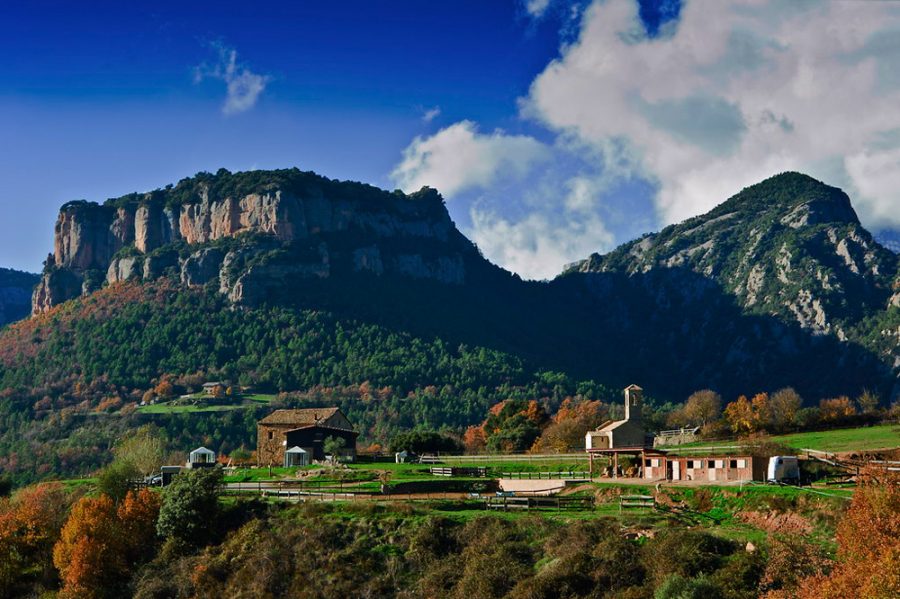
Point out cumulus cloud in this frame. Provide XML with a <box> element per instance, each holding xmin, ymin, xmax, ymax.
<box><xmin>523</xmin><ymin>0</ymin><xmax>900</xmax><ymax>230</ymax></box>
<box><xmin>470</xmin><ymin>174</ymin><xmax>617</xmax><ymax>280</ymax></box>
<box><xmin>195</xmin><ymin>43</ymin><xmax>271</xmax><ymax>115</ymax></box>
<box><xmin>390</xmin><ymin>120</ymin><xmax>549</xmax><ymax>197</ymax></box>
<box><xmin>421</xmin><ymin>106</ymin><xmax>441</xmax><ymax>123</ymax></box>
<box><xmin>391</xmin><ymin>123</ymin><xmax>652</xmax><ymax>279</ymax></box>
<box><xmin>525</xmin><ymin>0</ymin><xmax>552</xmax><ymax>18</ymax></box>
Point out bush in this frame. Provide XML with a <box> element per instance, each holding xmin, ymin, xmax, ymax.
<box><xmin>156</xmin><ymin>467</ymin><xmax>223</xmax><ymax>552</ymax></box>
<box><xmin>96</xmin><ymin>461</ymin><xmax>141</xmax><ymax>503</ymax></box>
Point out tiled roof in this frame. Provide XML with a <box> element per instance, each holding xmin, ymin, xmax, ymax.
<box><xmin>258</xmin><ymin>407</ymin><xmax>342</xmax><ymax>426</ymax></box>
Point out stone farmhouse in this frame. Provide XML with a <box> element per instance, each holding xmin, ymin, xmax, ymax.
<box><xmin>257</xmin><ymin>407</ymin><xmax>358</xmax><ymax>466</ymax></box>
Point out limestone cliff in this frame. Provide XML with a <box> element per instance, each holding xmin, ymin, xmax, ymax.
<box><xmin>33</xmin><ymin>168</ymin><xmax>474</xmax><ymax>313</ymax></box>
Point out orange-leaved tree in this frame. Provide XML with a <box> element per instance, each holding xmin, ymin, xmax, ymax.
<box><xmin>531</xmin><ymin>397</ymin><xmax>608</xmax><ymax>452</ymax></box>
<box><xmin>0</xmin><ymin>483</ymin><xmax>70</xmax><ymax>596</ymax></box>
<box><xmin>53</xmin><ymin>488</ymin><xmax>160</xmax><ymax>599</ymax></box>
<box><xmin>724</xmin><ymin>395</ymin><xmax>755</xmax><ymax>434</ymax></box>
<box><xmin>767</xmin><ymin>467</ymin><xmax>900</xmax><ymax>599</ymax></box>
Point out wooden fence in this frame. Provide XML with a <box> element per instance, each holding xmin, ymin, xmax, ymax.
<box><xmin>619</xmin><ymin>494</ymin><xmax>655</xmax><ymax>511</ymax></box>
<box><xmin>430</xmin><ymin>467</ymin><xmax>487</xmax><ymax>477</ymax></box>
<box><xmin>486</xmin><ymin>495</ymin><xmax>594</xmax><ymax>511</ymax></box>
<box><xmin>499</xmin><ymin>471</ymin><xmax>589</xmax><ymax>480</ymax></box>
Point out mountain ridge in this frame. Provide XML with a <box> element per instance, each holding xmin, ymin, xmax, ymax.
<box><xmin>4</xmin><ymin>169</ymin><xmax>899</xmax><ymax>408</ymax></box>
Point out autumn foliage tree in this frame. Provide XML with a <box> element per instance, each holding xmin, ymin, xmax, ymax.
<box><xmin>769</xmin><ymin>387</ymin><xmax>803</xmax><ymax>432</ymax></box>
<box><xmin>480</xmin><ymin>399</ymin><xmax>549</xmax><ymax>452</ymax></box>
<box><xmin>818</xmin><ymin>397</ymin><xmax>857</xmax><ymax>424</ymax></box>
<box><xmin>724</xmin><ymin>395</ymin><xmax>755</xmax><ymax>435</ymax></box>
<box><xmin>767</xmin><ymin>468</ymin><xmax>900</xmax><ymax>598</ymax></box>
<box><xmin>53</xmin><ymin>489</ymin><xmax>160</xmax><ymax>599</ymax></box>
<box><xmin>0</xmin><ymin>483</ymin><xmax>70</xmax><ymax>596</ymax></box>
<box><xmin>531</xmin><ymin>397</ymin><xmax>608</xmax><ymax>452</ymax></box>
<box><xmin>667</xmin><ymin>390</ymin><xmax>722</xmax><ymax>429</ymax></box>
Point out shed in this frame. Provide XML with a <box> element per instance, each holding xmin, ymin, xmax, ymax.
<box><xmin>395</xmin><ymin>450</ymin><xmax>410</xmax><ymax>464</ymax></box>
<box><xmin>188</xmin><ymin>446</ymin><xmax>216</xmax><ymax>468</ymax></box>
<box><xmin>284</xmin><ymin>446</ymin><xmax>310</xmax><ymax>467</ymax></box>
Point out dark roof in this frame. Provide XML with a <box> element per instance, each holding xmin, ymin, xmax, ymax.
<box><xmin>258</xmin><ymin>407</ymin><xmax>343</xmax><ymax>426</ymax></box>
<box><xmin>284</xmin><ymin>424</ymin><xmax>359</xmax><ymax>437</ymax></box>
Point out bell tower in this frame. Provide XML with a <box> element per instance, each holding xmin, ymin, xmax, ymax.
<box><xmin>624</xmin><ymin>384</ymin><xmax>643</xmax><ymax>422</ymax></box>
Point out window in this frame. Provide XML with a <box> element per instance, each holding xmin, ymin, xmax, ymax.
<box><xmin>268</xmin><ymin>431</ymin><xmax>274</xmax><ymax>440</ymax></box>
<box><xmin>736</xmin><ymin>459</ymin><xmax>747</xmax><ymax>469</ymax></box>
<box><xmin>713</xmin><ymin>460</ymin><xmax>724</xmax><ymax>469</ymax></box>
<box><xmin>729</xmin><ymin>459</ymin><xmax>738</xmax><ymax>468</ymax></box>
<box><xmin>688</xmin><ymin>460</ymin><xmax>702</xmax><ymax>469</ymax></box>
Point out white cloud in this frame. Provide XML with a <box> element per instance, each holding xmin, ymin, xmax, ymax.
<box><xmin>470</xmin><ymin>207</ymin><xmax>614</xmax><ymax>281</ymax></box>
<box><xmin>525</xmin><ymin>0</ymin><xmax>552</xmax><ymax>18</ymax></box>
<box><xmin>391</xmin><ymin>122</ymin><xmax>648</xmax><ymax>279</ymax></box>
<box><xmin>195</xmin><ymin>43</ymin><xmax>271</xmax><ymax>115</ymax></box>
<box><xmin>523</xmin><ymin>0</ymin><xmax>900</xmax><ymax>230</ymax></box>
<box><xmin>421</xmin><ymin>106</ymin><xmax>441</xmax><ymax>123</ymax></box>
<box><xmin>390</xmin><ymin>120</ymin><xmax>549</xmax><ymax>197</ymax></box>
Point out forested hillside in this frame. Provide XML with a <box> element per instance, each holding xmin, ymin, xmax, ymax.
<box><xmin>0</xmin><ymin>169</ymin><xmax>898</xmax><ymax>482</ymax></box>
<box><xmin>0</xmin><ymin>268</ymin><xmax>38</xmax><ymax>326</ymax></box>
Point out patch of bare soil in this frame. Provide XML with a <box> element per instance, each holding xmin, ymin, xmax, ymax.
<box><xmin>737</xmin><ymin>510</ymin><xmax>814</xmax><ymax>535</ymax></box>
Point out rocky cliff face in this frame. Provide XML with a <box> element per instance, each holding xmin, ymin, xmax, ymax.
<box><xmin>566</xmin><ymin>173</ymin><xmax>899</xmax><ymax>337</ymax></box>
<box><xmin>0</xmin><ymin>268</ymin><xmax>39</xmax><ymax>326</ymax></box>
<box><xmin>558</xmin><ymin>172</ymin><xmax>900</xmax><ymax>399</ymax></box>
<box><xmin>33</xmin><ymin>169</ymin><xmax>474</xmax><ymax>313</ymax></box>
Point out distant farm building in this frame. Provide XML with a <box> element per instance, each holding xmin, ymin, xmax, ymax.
<box><xmin>187</xmin><ymin>446</ymin><xmax>216</xmax><ymax>468</ymax></box>
<box><xmin>585</xmin><ymin>385</ymin><xmax>654</xmax><ymax>478</ymax></box>
<box><xmin>257</xmin><ymin>408</ymin><xmax>358</xmax><ymax>466</ymax></box>
<box><xmin>586</xmin><ymin>385</ymin><xmax>648</xmax><ymax>450</ymax></box>
<box><xmin>202</xmin><ymin>381</ymin><xmax>226</xmax><ymax>396</ymax></box>
<box><xmin>643</xmin><ymin>454</ymin><xmax>766</xmax><ymax>482</ymax></box>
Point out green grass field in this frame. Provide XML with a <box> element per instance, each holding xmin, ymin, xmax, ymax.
<box><xmin>136</xmin><ymin>393</ymin><xmax>278</xmax><ymax>414</ymax></box>
<box><xmin>663</xmin><ymin>423</ymin><xmax>900</xmax><ymax>453</ymax></box>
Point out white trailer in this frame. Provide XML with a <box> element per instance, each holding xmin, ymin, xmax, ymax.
<box><xmin>767</xmin><ymin>456</ymin><xmax>800</xmax><ymax>484</ymax></box>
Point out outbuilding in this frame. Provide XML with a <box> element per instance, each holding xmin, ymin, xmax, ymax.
<box><xmin>187</xmin><ymin>446</ymin><xmax>216</xmax><ymax>468</ymax></box>
<box><xmin>284</xmin><ymin>446</ymin><xmax>310</xmax><ymax>467</ymax></box>
<box><xmin>643</xmin><ymin>454</ymin><xmax>766</xmax><ymax>482</ymax></box>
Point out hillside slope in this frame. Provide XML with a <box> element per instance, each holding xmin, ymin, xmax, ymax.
<box><xmin>6</xmin><ymin>170</ymin><xmax>899</xmax><ymax>402</ymax></box>
<box><xmin>0</xmin><ymin>268</ymin><xmax>39</xmax><ymax>327</ymax></box>
<box><xmin>558</xmin><ymin>173</ymin><xmax>899</xmax><ymax>399</ymax></box>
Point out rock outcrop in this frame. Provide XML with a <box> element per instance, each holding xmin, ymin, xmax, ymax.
<box><xmin>565</xmin><ymin>172</ymin><xmax>899</xmax><ymax>336</ymax></box>
<box><xmin>32</xmin><ymin>168</ymin><xmax>473</xmax><ymax>314</ymax></box>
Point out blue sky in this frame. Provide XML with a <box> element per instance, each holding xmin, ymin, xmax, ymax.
<box><xmin>3</xmin><ymin>0</ymin><xmax>899</xmax><ymax>279</ymax></box>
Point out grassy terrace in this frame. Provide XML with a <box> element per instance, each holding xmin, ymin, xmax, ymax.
<box><xmin>661</xmin><ymin>423</ymin><xmax>900</xmax><ymax>453</ymax></box>
<box><xmin>136</xmin><ymin>393</ymin><xmax>277</xmax><ymax>414</ymax></box>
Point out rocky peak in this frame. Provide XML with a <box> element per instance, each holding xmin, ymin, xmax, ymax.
<box><xmin>564</xmin><ymin>172</ymin><xmax>899</xmax><ymax>336</ymax></box>
<box><xmin>33</xmin><ymin>168</ymin><xmax>475</xmax><ymax>314</ymax></box>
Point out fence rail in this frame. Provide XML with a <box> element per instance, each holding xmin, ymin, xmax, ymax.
<box><xmin>486</xmin><ymin>495</ymin><xmax>594</xmax><ymax>511</ymax></box>
<box><xmin>619</xmin><ymin>494</ymin><xmax>655</xmax><ymax>511</ymax></box>
<box><xmin>499</xmin><ymin>471</ymin><xmax>589</xmax><ymax>480</ymax></box>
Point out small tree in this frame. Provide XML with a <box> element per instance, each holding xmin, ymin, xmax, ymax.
<box><xmin>96</xmin><ymin>461</ymin><xmax>140</xmax><ymax>504</ymax></box>
<box><xmin>323</xmin><ymin>436</ymin><xmax>347</xmax><ymax>463</ymax></box>
<box><xmin>113</xmin><ymin>426</ymin><xmax>167</xmax><ymax>477</ymax></box>
<box><xmin>156</xmin><ymin>468</ymin><xmax>222</xmax><ymax>553</ymax></box>
<box><xmin>856</xmin><ymin>389</ymin><xmax>880</xmax><ymax>415</ymax></box>
<box><xmin>682</xmin><ymin>390</ymin><xmax>722</xmax><ymax>427</ymax></box>
<box><xmin>769</xmin><ymin>388</ymin><xmax>803</xmax><ymax>432</ymax></box>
